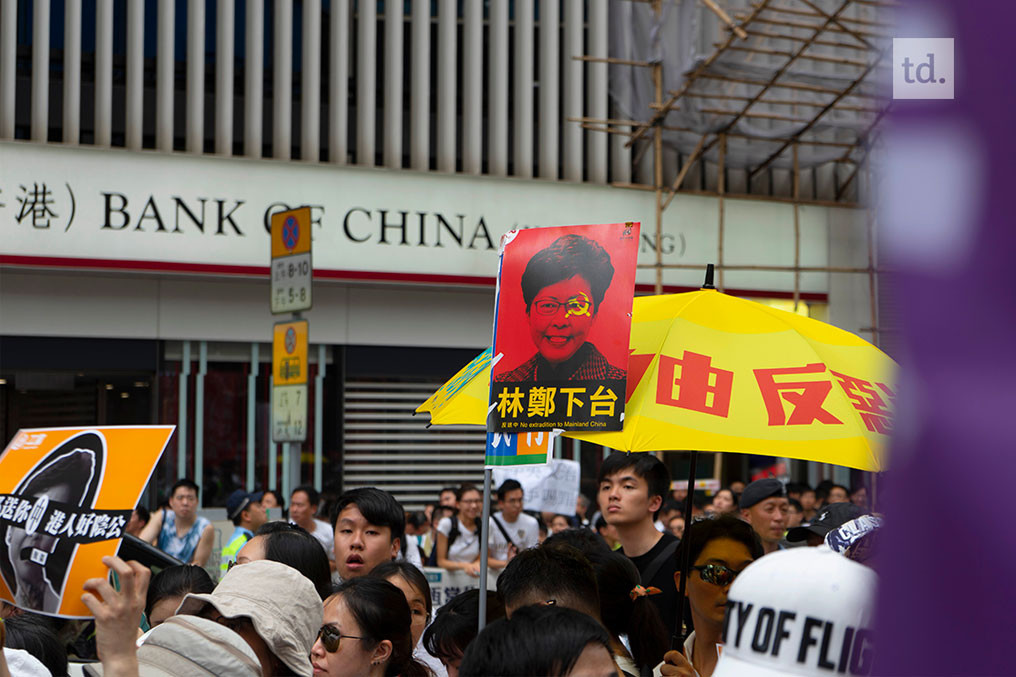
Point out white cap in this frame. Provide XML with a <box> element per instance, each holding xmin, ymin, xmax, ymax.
<box><xmin>713</xmin><ymin>547</ymin><xmax>877</xmax><ymax>677</ymax></box>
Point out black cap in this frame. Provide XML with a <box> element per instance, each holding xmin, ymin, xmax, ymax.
<box><xmin>786</xmin><ymin>502</ymin><xmax>865</xmax><ymax>542</ymax></box>
<box><xmin>738</xmin><ymin>478</ymin><xmax>786</xmax><ymax>510</ymax></box>
<box><xmin>226</xmin><ymin>489</ymin><xmax>264</xmax><ymax>520</ymax></box>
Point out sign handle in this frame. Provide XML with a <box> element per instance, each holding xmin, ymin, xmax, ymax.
<box><xmin>478</xmin><ymin>468</ymin><xmax>492</xmax><ymax>631</ymax></box>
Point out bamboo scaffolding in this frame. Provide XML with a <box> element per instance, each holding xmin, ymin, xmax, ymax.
<box><xmin>762</xmin><ymin>3</ymin><xmax>891</xmax><ymax>28</ymax></box>
<box><xmin>793</xmin><ymin>0</ymin><xmax>879</xmax><ymax>46</ymax></box>
<box><xmin>793</xmin><ymin>143</ymin><xmax>801</xmax><ymax>310</ymax></box>
<box><xmin>749</xmin><ymin>49</ymin><xmax>885</xmax><ymax>178</ymax></box>
<box><xmin>717</xmin><ymin>133</ymin><xmax>727</xmax><ymax>291</ymax></box>
<box><xmin>744</xmin><ymin>28</ymin><xmax>876</xmax><ymax>52</ymax></box>
<box><xmin>662</xmin><ymin>133</ymin><xmax>710</xmax><ymax>211</ymax></box>
<box><xmin>635</xmin><ymin>263</ymin><xmax>877</xmax><ymax>273</ymax></box>
<box><xmin>626</xmin><ymin>0</ymin><xmax>772</xmax><ymax>147</ymax></box>
<box><xmin>715</xmin><ymin>0</ymin><xmax>860</xmax><ymax>134</ymax></box>
<box><xmin>684</xmin><ymin>91</ymin><xmax>881</xmax><ymax>113</ymax></box>
<box><xmin>613</xmin><ymin>181</ymin><xmax>862</xmax><ymax>209</ymax></box>
<box><xmin>719</xmin><ymin>44</ymin><xmax>870</xmax><ymax>68</ymax></box>
<box><xmin>683</xmin><ymin>73</ymin><xmax>880</xmax><ymax>98</ymax></box>
<box><xmin>572</xmin><ymin>116</ymin><xmax>862</xmax><ymax>149</ymax></box>
<box><xmin>735</xmin><ymin>15</ymin><xmax>889</xmax><ymax>41</ymax></box>
<box><xmin>701</xmin><ymin>0</ymin><xmax>749</xmax><ymax>39</ymax></box>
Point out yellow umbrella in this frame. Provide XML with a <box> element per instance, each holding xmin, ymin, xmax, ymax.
<box><xmin>416</xmin><ymin>290</ymin><xmax>897</xmax><ymax>471</ymax></box>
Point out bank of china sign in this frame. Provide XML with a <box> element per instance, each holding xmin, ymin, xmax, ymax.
<box><xmin>0</xmin><ymin>142</ymin><xmax>831</xmax><ymax>293</ymax></box>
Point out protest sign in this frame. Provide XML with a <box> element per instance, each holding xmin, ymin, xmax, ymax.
<box><xmin>489</xmin><ymin>222</ymin><xmax>639</xmax><ymax>433</ymax></box>
<box><xmin>422</xmin><ymin>567</ymin><xmax>499</xmax><ymax>611</ymax></box>
<box><xmin>485</xmin><ymin>430</ymin><xmax>559</xmax><ymax>468</ymax></box>
<box><xmin>491</xmin><ymin>459</ymin><xmax>580</xmax><ymax>515</ymax></box>
<box><xmin>0</xmin><ymin>426</ymin><xmax>173</xmax><ymax>618</ymax></box>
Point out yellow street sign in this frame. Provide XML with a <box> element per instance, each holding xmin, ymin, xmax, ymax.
<box><xmin>273</xmin><ymin>320</ymin><xmax>308</xmax><ymax>386</ymax></box>
<box><xmin>271</xmin><ymin>207</ymin><xmax>313</xmax><ymax>314</ymax></box>
<box><xmin>271</xmin><ymin>207</ymin><xmax>312</xmax><ymax>258</ymax></box>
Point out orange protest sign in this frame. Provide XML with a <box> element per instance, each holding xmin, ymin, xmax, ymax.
<box><xmin>0</xmin><ymin>426</ymin><xmax>173</xmax><ymax>618</ymax></box>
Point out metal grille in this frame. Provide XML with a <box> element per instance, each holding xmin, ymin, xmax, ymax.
<box><xmin>341</xmin><ymin>379</ymin><xmax>485</xmax><ymax>511</ymax></box>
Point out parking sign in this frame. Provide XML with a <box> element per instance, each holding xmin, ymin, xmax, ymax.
<box><xmin>270</xmin><ymin>207</ymin><xmax>313</xmax><ymax>314</ymax></box>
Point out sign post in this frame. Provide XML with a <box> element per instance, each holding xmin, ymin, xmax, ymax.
<box><xmin>270</xmin><ymin>207</ymin><xmax>313</xmax><ymax>497</ymax></box>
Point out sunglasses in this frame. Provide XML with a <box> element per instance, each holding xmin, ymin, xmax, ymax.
<box><xmin>316</xmin><ymin>625</ymin><xmax>368</xmax><ymax>653</ymax></box>
<box><xmin>692</xmin><ymin>563</ymin><xmax>742</xmax><ymax>587</ymax></box>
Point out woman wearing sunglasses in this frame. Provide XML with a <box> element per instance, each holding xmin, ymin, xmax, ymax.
<box><xmin>662</xmin><ymin>515</ymin><xmax>763</xmax><ymax>677</ymax></box>
<box><xmin>311</xmin><ymin>577</ymin><xmax>431</xmax><ymax>677</ymax></box>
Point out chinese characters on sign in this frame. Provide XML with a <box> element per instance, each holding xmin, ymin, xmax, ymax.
<box><xmin>0</xmin><ymin>426</ymin><xmax>173</xmax><ymax>618</ymax></box>
<box><xmin>648</xmin><ymin>351</ymin><xmax>895</xmax><ymax>435</ymax></box>
<box><xmin>3</xmin><ymin>182</ymin><xmax>77</xmax><ymax>230</ymax></box>
<box><xmin>489</xmin><ymin>222</ymin><xmax>640</xmax><ymax>433</ymax></box>
<box><xmin>270</xmin><ymin>207</ymin><xmax>313</xmax><ymax>314</ymax></box>
<box><xmin>272</xmin><ymin>320</ymin><xmax>309</xmax><ymax>442</ymax></box>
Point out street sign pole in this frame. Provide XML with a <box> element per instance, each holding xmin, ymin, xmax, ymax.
<box><xmin>270</xmin><ymin>207</ymin><xmax>313</xmax><ymax>489</ymax></box>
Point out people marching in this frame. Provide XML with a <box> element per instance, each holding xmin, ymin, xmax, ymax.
<box><xmin>0</xmin><ymin>470</ymin><xmax>881</xmax><ymax>677</ymax></box>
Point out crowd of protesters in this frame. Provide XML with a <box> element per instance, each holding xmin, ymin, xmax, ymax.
<box><xmin>0</xmin><ymin>456</ymin><xmax>879</xmax><ymax>677</ymax></box>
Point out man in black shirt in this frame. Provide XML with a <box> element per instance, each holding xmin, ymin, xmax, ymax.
<box><xmin>597</xmin><ymin>452</ymin><xmax>679</xmax><ymax>635</ymax></box>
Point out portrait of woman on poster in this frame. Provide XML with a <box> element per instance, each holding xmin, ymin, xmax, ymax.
<box><xmin>496</xmin><ymin>234</ymin><xmax>626</xmax><ymax>383</ymax></box>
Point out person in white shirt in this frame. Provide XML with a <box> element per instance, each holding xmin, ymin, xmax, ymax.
<box><xmin>436</xmin><ymin>484</ymin><xmax>483</xmax><ymax>576</ymax></box>
<box><xmin>289</xmin><ymin>485</ymin><xmax>336</xmax><ymax>572</ymax></box>
<box><xmin>487</xmin><ymin>479</ymin><xmax>540</xmax><ymax>571</ymax></box>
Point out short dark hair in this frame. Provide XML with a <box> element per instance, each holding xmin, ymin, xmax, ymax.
<box><xmin>4</xmin><ymin>613</ymin><xmax>68</xmax><ymax>677</ymax></box>
<box><xmin>424</xmin><ymin>589</ymin><xmax>505</xmax><ymax>663</ymax></box>
<box><xmin>788</xmin><ymin>498</ymin><xmax>803</xmax><ymax>512</ymax></box>
<box><xmin>291</xmin><ymin>484</ymin><xmax>320</xmax><ymax>506</ymax></box>
<box><xmin>440</xmin><ymin>486</ymin><xmax>458</xmax><ymax>498</ymax></box>
<box><xmin>370</xmin><ymin>559</ymin><xmax>434</xmax><ymax>618</ymax></box>
<box><xmin>133</xmin><ymin>505</ymin><xmax>151</xmax><ymax>524</ymax></box>
<box><xmin>497</xmin><ymin>544</ymin><xmax>599</xmax><ymax>618</ymax></box>
<box><xmin>543</xmin><ymin>528</ymin><xmax>610</xmax><ymax>560</ymax></box>
<box><xmin>406</xmin><ymin>510</ymin><xmax>429</xmax><ymax>531</ymax></box>
<box><xmin>597</xmin><ymin>451</ymin><xmax>671</xmax><ymax>519</ymax></box>
<box><xmin>830</xmin><ymin>483</ymin><xmax>850</xmax><ymax>496</ymax></box>
<box><xmin>673</xmin><ymin>514</ymin><xmax>764</xmax><ymax>570</ymax></box>
<box><xmin>496</xmin><ymin>479</ymin><xmax>523</xmax><ymax>501</ymax></box>
<box><xmin>254</xmin><ymin>522</ymin><xmax>333</xmax><ymax>600</ymax></box>
<box><xmin>660</xmin><ymin>500</ymin><xmax>684</xmax><ymax>518</ymax></box>
<box><xmin>145</xmin><ymin>564</ymin><xmax>215</xmax><ymax>618</ymax></box>
<box><xmin>170</xmin><ymin>478</ymin><xmax>199</xmax><ymax>498</ymax></box>
<box><xmin>330</xmin><ymin>577</ymin><xmax>429</xmax><ymax>677</ymax></box>
<box><xmin>262</xmin><ymin>488</ymin><xmax>286</xmax><ymax>512</ymax></box>
<box><xmin>331</xmin><ymin>487</ymin><xmax>406</xmax><ymax>548</ymax></box>
<box><xmin>520</xmin><ymin>234</ymin><xmax>615</xmax><ymax>312</ymax></box>
<box><xmin>456</xmin><ymin>483</ymin><xmax>481</xmax><ymax>501</ymax></box>
<box><xmin>460</xmin><ymin>605</ymin><xmax>611</xmax><ymax>677</ymax></box>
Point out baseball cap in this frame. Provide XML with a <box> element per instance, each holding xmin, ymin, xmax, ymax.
<box><xmin>738</xmin><ymin>478</ymin><xmax>786</xmax><ymax>510</ymax></box>
<box><xmin>825</xmin><ymin>514</ymin><xmax>883</xmax><ymax>564</ymax></box>
<box><xmin>226</xmin><ymin>489</ymin><xmax>264</xmax><ymax>520</ymax></box>
<box><xmin>786</xmin><ymin>502</ymin><xmax>864</xmax><ymax>542</ymax></box>
<box><xmin>713</xmin><ymin>547</ymin><xmax>876</xmax><ymax>677</ymax></box>
<box><xmin>176</xmin><ymin>560</ymin><xmax>322</xmax><ymax>677</ymax></box>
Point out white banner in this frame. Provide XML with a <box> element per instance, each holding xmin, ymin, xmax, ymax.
<box><xmin>492</xmin><ymin>459</ymin><xmax>581</xmax><ymax>515</ymax></box>
<box><xmin>0</xmin><ymin>142</ymin><xmax>837</xmax><ymax>293</ymax></box>
<box><xmin>422</xmin><ymin>567</ymin><xmax>499</xmax><ymax>610</ymax></box>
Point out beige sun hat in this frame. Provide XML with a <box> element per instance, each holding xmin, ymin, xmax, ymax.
<box><xmin>82</xmin><ymin>615</ymin><xmax>261</xmax><ymax>676</ymax></box>
<box><xmin>175</xmin><ymin>559</ymin><xmax>323</xmax><ymax>677</ymax></box>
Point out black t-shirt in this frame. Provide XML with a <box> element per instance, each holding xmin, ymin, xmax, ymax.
<box><xmin>628</xmin><ymin>531</ymin><xmax>680</xmax><ymax>637</ymax></box>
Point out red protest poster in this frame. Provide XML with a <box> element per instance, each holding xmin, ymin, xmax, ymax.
<box><xmin>0</xmin><ymin>426</ymin><xmax>173</xmax><ymax>618</ymax></box>
<box><xmin>489</xmin><ymin>222</ymin><xmax>640</xmax><ymax>432</ymax></box>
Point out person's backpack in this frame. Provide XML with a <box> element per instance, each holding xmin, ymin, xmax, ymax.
<box><xmin>426</xmin><ymin>518</ymin><xmax>461</xmax><ymax>566</ymax></box>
